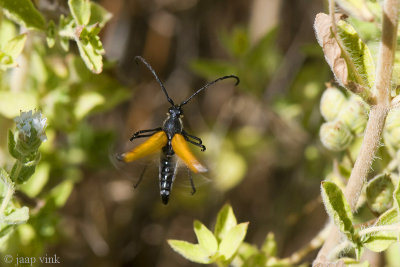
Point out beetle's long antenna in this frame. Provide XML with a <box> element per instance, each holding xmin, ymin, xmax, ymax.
<box><xmin>135</xmin><ymin>56</ymin><xmax>175</xmax><ymax>106</ymax></box>
<box><xmin>180</xmin><ymin>75</ymin><xmax>239</xmax><ymax>107</ymax></box>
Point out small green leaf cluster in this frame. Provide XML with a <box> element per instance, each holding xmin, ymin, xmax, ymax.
<box><xmin>50</xmin><ymin>0</ymin><xmax>111</xmax><ymax>73</ymax></box>
<box><xmin>0</xmin><ymin>31</ymin><xmax>26</xmax><ymax>71</ymax></box>
<box><xmin>321</xmin><ymin>177</ymin><xmax>400</xmax><ymax>261</ymax></box>
<box><xmin>169</xmin><ymin>204</ymin><xmax>297</xmax><ymax>267</ymax></box>
<box><xmin>0</xmin><ymin>0</ymin><xmax>111</xmax><ymax>74</ymax></box>
<box><xmin>319</xmin><ymin>86</ymin><xmax>369</xmax><ymax>151</ymax></box>
<box><xmin>168</xmin><ymin>204</ymin><xmax>249</xmax><ymax>266</ymax></box>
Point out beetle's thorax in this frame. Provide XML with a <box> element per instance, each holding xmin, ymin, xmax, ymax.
<box><xmin>162</xmin><ymin>105</ymin><xmax>183</xmax><ymax>139</ymax></box>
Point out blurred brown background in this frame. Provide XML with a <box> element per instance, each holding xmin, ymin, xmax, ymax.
<box><xmin>50</xmin><ymin>0</ymin><xmax>331</xmax><ymax>266</ymax></box>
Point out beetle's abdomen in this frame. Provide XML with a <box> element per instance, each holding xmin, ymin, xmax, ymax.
<box><xmin>159</xmin><ymin>146</ymin><xmax>177</xmax><ymax>205</ymax></box>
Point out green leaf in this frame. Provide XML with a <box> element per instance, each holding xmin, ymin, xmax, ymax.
<box><xmin>2</xmin><ymin>33</ymin><xmax>27</xmax><ymax>58</ymax></box>
<box><xmin>363</xmin><ymin>208</ymin><xmax>399</xmax><ymax>252</ymax></box>
<box><xmin>89</xmin><ymin>2</ymin><xmax>112</xmax><ymax>27</ymax></box>
<box><xmin>0</xmin><ymin>0</ymin><xmax>45</xmax><ymax>30</ymax></box>
<box><xmin>219</xmin><ymin>222</ymin><xmax>249</xmax><ymax>261</ymax></box>
<box><xmin>168</xmin><ymin>240</ymin><xmax>214</xmax><ymax>264</ymax></box>
<box><xmin>336</xmin><ymin>20</ymin><xmax>375</xmax><ymax>89</ymax></box>
<box><xmin>75</xmin><ymin>26</ymin><xmax>104</xmax><ymax>73</ymax></box>
<box><xmin>366</xmin><ymin>173</ymin><xmax>394</xmax><ymax>214</ymax></box>
<box><xmin>321</xmin><ymin>181</ymin><xmax>355</xmax><ymax>241</ymax></box>
<box><xmin>47</xmin><ymin>180</ymin><xmax>74</xmax><ymax>207</ymax></box>
<box><xmin>11</xmin><ymin>160</ymin><xmax>37</xmax><ymax>184</ymax></box>
<box><xmin>0</xmin><ymin>91</ymin><xmax>38</xmax><ymax>118</ymax></box>
<box><xmin>68</xmin><ymin>0</ymin><xmax>91</xmax><ymax>25</ymax></box>
<box><xmin>0</xmin><ymin>33</ymin><xmax>27</xmax><ymax>70</ymax></box>
<box><xmin>20</xmin><ymin>163</ymin><xmax>50</xmax><ymax>197</ymax></box>
<box><xmin>314</xmin><ymin>14</ymin><xmax>375</xmax><ymax>102</ymax></box>
<box><xmin>8</xmin><ymin>130</ymin><xmax>21</xmax><ymax>160</ymax></box>
<box><xmin>193</xmin><ymin>220</ymin><xmax>218</xmax><ymax>255</ymax></box>
<box><xmin>74</xmin><ymin>91</ymin><xmax>105</xmax><ymax>120</ymax></box>
<box><xmin>214</xmin><ymin>204</ymin><xmax>237</xmax><ymax>242</ymax></box>
<box><xmin>46</xmin><ymin>21</ymin><xmax>56</xmax><ymax>48</ymax></box>
<box><xmin>261</xmin><ymin>232</ymin><xmax>277</xmax><ymax>258</ymax></box>
<box><xmin>0</xmin><ymin>18</ymin><xmax>17</xmax><ymax>47</ymax></box>
<box><xmin>3</xmin><ymin>206</ymin><xmax>29</xmax><ymax>224</ymax></box>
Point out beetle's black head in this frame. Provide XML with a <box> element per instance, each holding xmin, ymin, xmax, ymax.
<box><xmin>168</xmin><ymin>105</ymin><xmax>183</xmax><ymax>118</ymax></box>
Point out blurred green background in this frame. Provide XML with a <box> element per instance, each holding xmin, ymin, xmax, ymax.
<box><xmin>0</xmin><ymin>0</ymin><xmax>340</xmax><ymax>266</ymax></box>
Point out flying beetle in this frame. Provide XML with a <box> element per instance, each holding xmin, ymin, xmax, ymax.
<box><xmin>117</xmin><ymin>56</ymin><xmax>239</xmax><ymax>205</ymax></box>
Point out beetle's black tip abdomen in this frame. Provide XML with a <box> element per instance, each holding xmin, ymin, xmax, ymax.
<box><xmin>161</xmin><ymin>193</ymin><xmax>169</xmax><ymax>205</ymax></box>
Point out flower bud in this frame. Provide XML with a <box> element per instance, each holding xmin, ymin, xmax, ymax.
<box><xmin>337</xmin><ymin>97</ymin><xmax>369</xmax><ymax>135</ymax></box>
<box><xmin>320</xmin><ymin>121</ymin><xmax>353</xmax><ymax>151</ymax></box>
<box><xmin>13</xmin><ymin>110</ymin><xmax>47</xmax><ymax>158</ymax></box>
<box><xmin>320</xmin><ymin>87</ymin><xmax>347</xmax><ymax>121</ymax></box>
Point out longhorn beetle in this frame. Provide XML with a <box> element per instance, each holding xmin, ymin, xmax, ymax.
<box><xmin>117</xmin><ymin>56</ymin><xmax>239</xmax><ymax>205</ymax></box>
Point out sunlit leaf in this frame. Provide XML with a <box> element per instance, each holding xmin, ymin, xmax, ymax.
<box><xmin>89</xmin><ymin>2</ymin><xmax>112</xmax><ymax>27</ymax></box>
<box><xmin>363</xmin><ymin>208</ymin><xmax>399</xmax><ymax>252</ymax></box>
<box><xmin>2</xmin><ymin>33</ymin><xmax>27</xmax><ymax>59</ymax></box>
<box><xmin>194</xmin><ymin>220</ymin><xmax>218</xmax><ymax>255</ymax></box>
<box><xmin>74</xmin><ymin>91</ymin><xmax>105</xmax><ymax>120</ymax></box>
<box><xmin>0</xmin><ymin>0</ymin><xmax>46</xmax><ymax>30</ymax></box>
<box><xmin>68</xmin><ymin>0</ymin><xmax>91</xmax><ymax>25</ymax></box>
<box><xmin>321</xmin><ymin>181</ymin><xmax>355</xmax><ymax>241</ymax></box>
<box><xmin>214</xmin><ymin>204</ymin><xmax>237</xmax><ymax>242</ymax></box>
<box><xmin>261</xmin><ymin>232</ymin><xmax>277</xmax><ymax>258</ymax></box>
<box><xmin>74</xmin><ymin>26</ymin><xmax>104</xmax><ymax>73</ymax></box>
<box><xmin>219</xmin><ymin>222</ymin><xmax>249</xmax><ymax>261</ymax></box>
<box><xmin>168</xmin><ymin>240</ymin><xmax>214</xmax><ymax>264</ymax></box>
<box><xmin>0</xmin><ymin>91</ymin><xmax>37</xmax><ymax>118</ymax></box>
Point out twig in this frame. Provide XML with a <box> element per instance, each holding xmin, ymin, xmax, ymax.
<box><xmin>314</xmin><ymin>0</ymin><xmax>399</xmax><ymax>265</ymax></box>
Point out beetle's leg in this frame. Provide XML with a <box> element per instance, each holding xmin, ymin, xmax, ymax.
<box><xmin>182</xmin><ymin>130</ymin><xmax>206</xmax><ymax>151</ymax></box>
<box><xmin>130</xmin><ymin>127</ymin><xmax>162</xmax><ymax>141</ymax></box>
<box><xmin>133</xmin><ymin>165</ymin><xmax>147</xmax><ymax>188</ymax></box>
<box><xmin>187</xmin><ymin>168</ymin><xmax>196</xmax><ymax>195</ymax></box>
